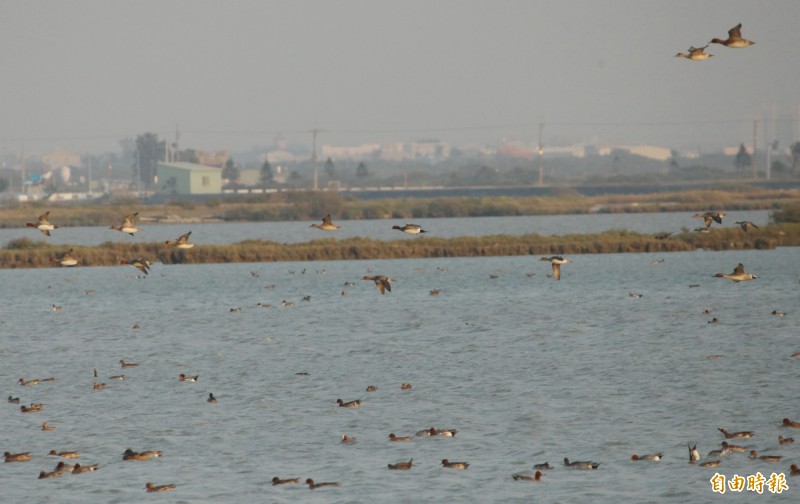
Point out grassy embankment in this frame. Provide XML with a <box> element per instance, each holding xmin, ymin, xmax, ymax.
<box><xmin>1</xmin><ymin>191</ymin><xmax>798</xmax><ymax>270</ymax></box>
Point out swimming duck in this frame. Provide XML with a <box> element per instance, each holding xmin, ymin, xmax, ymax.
<box><xmin>122</xmin><ymin>449</ymin><xmax>150</xmax><ymax>461</ymax></box>
<box><xmin>720</xmin><ymin>442</ymin><xmax>746</xmax><ymax>453</ymax></box>
<box><xmin>50</xmin><ymin>249</ymin><xmax>78</xmax><ymax>267</ymax></box>
<box><xmin>400</xmin><ymin>383</ymin><xmax>412</xmax><ymax>390</ymax></box>
<box><xmin>41</xmin><ymin>422</ymin><xmax>55</xmax><ymax>431</ymax></box>
<box><xmin>25</xmin><ymin>211</ymin><xmax>59</xmax><ymax>236</ymax></box>
<box><xmin>434</xmin><ymin>428</ymin><xmax>458</xmax><ymax>437</ymax></box>
<box><xmin>306</xmin><ymin>478</ymin><xmax>340</xmax><ymax>489</ymax></box>
<box><xmin>416</xmin><ymin>427</ymin><xmax>436</xmax><ymax>436</ymax></box>
<box><xmin>699</xmin><ymin>460</ymin><xmax>721</xmax><ymax>467</ymax></box>
<box><xmin>772</xmin><ymin>310</ymin><xmax>786</xmax><ymax>317</ymax></box>
<box><xmin>19</xmin><ymin>378</ymin><xmax>40</xmax><ymax>386</ymax></box>
<box><xmin>165</xmin><ymin>231</ymin><xmax>194</xmax><ymax>249</ymax></box>
<box><xmin>563</xmin><ymin>457</ymin><xmax>600</xmax><ymax>469</ymax></box>
<box><xmin>309</xmin><ymin>214</ymin><xmax>340</xmax><ymax>231</ymax></box>
<box><xmin>121</xmin><ymin>257</ymin><xmax>152</xmax><ymax>275</ymax></box>
<box><xmin>533</xmin><ymin>462</ymin><xmax>552</xmax><ymax>470</ymax></box>
<box><xmin>109</xmin><ymin>374</ymin><xmax>125</xmax><ymax>380</ymax></box>
<box><xmin>49</xmin><ymin>450</ymin><xmax>79</xmax><ymax>459</ymax></box>
<box><xmin>363</xmin><ymin>275</ymin><xmax>393</xmax><ymax>294</ymax></box>
<box><xmin>51</xmin><ymin>304</ymin><xmax>62</xmax><ymax>312</ymax></box>
<box><xmin>675</xmin><ymin>45</ymin><xmax>713</xmax><ymax>61</ymax></box>
<box><xmin>392</xmin><ymin>224</ymin><xmax>426</xmax><ymax>234</ymax></box>
<box><xmin>694</xmin><ymin>211</ymin><xmax>726</xmax><ymax>227</ymax></box>
<box><xmin>92</xmin><ymin>381</ymin><xmax>106</xmax><ymax>390</ymax></box>
<box><xmin>340</xmin><ymin>434</ymin><xmax>357</xmax><ymax>444</ymax></box>
<box><xmin>140</xmin><ymin>450</ymin><xmax>162</xmax><ymax>458</ymax></box>
<box><xmin>207</xmin><ymin>393</ymin><xmax>217</xmax><ymax>403</ymax></box>
<box><xmin>336</xmin><ymin>398</ymin><xmax>361</xmax><ymax>408</ymax></box>
<box><xmin>109</xmin><ymin>212</ymin><xmax>140</xmax><ymax>236</ymax></box>
<box><xmin>389</xmin><ymin>433</ymin><xmax>414</xmax><ymax>442</ymax></box>
<box><xmin>179</xmin><ymin>373</ymin><xmax>199</xmax><ymax>382</ymax></box>
<box><xmin>710</xmin><ymin>23</ymin><xmax>755</xmax><ymax>48</ymax></box>
<box><xmin>540</xmin><ymin>256</ymin><xmax>571</xmax><ymax>280</ymax></box>
<box><xmin>281</xmin><ymin>300</ymin><xmax>295</xmax><ymax>307</ymax></box>
<box><xmin>119</xmin><ymin>360</ymin><xmax>138</xmax><ymax>368</ymax></box>
<box><xmin>791</xmin><ymin>464</ymin><xmax>800</xmax><ymax>476</ymax></box>
<box><xmin>272</xmin><ymin>476</ymin><xmax>300</xmax><ymax>485</ymax></box>
<box><xmin>441</xmin><ymin>459</ymin><xmax>469</xmax><ymax>469</ymax></box>
<box><xmin>388</xmin><ymin>458</ymin><xmax>413</xmax><ymax>470</ymax></box>
<box><xmin>750</xmin><ymin>450</ymin><xmax>782</xmax><ymax>462</ymax></box>
<box><xmin>706</xmin><ymin>446</ymin><xmax>732</xmax><ymax>458</ymax></box>
<box><xmin>39</xmin><ymin>470</ymin><xmax>63</xmax><ymax>479</ymax></box>
<box><xmin>779</xmin><ymin>435</ymin><xmax>795</xmax><ymax>445</ymax></box>
<box><xmin>21</xmin><ymin>404</ymin><xmax>43</xmax><ymax>413</ymax></box>
<box><xmin>71</xmin><ymin>463</ymin><xmax>99</xmax><ymax>474</ymax></box>
<box><xmin>145</xmin><ymin>482</ymin><xmax>175</xmax><ymax>492</ymax></box>
<box><xmin>718</xmin><ymin>427</ymin><xmax>754</xmax><ymax>439</ymax></box>
<box><xmin>735</xmin><ymin>221</ymin><xmax>759</xmax><ymax>232</ymax></box>
<box><xmin>707</xmin><ymin>317</ymin><xmax>719</xmax><ymax>324</ymax></box>
<box><xmin>631</xmin><ymin>453</ymin><xmax>662</xmax><ymax>462</ymax></box>
<box><xmin>783</xmin><ymin>418</ymin><xmax>800</xmax><ymax>428</ymax></box>
<box><xmin>512</xmin><ymin>470</ymin><xmax>543</xmax><ymax>481</ymax></box>
<box><xmin>366</xmin><ymin>385</ymin><xmax>378</xmax><ymax>392</ymax></box>
<box><xmin>429</xmin><ymin>288</ymin><xmax>441</xmax><ymax>296</ymax></box>
<box><xmin>714</xmin><ymin>263</ymin><xmax>758</xmax><ymax>282</ymax></box>
<box><xmin>54</xmin><ymin>461</ymin><xmax>76</xmax><ymax>472</ymax></box>
<box><xmin>8</xmin><ymin>395</ymin><xmax>19</xmax><ymax>404</ymax></box>
<box><xmin>4</xmin><ymin>451</ymin><xmax>31</xmax><ymax>462</ymax></box>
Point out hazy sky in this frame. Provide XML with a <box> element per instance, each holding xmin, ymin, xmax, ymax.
<box><xmin>1</xmin><ymin>0</ymin><xmax>799</xmax><ymax>156</ymax></box>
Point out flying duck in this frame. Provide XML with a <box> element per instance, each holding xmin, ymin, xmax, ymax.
<box><xmin>310</xmin><ymin>214</ymin><xmax>340</xmax><ymax>231</ymax></box>
<box><xmin>540</xmin><ymin>256</ymin><xmax>571</xmax><ymax>280</ymax></box>
<box><xmin>392</xmin><ymin>224</ymin><xmax>426</xmax><ymax>234</ymax></box>
<box><xmin>675</xmin><ymin>45</ymin><xmax>713</xmax><ymax>61</ymax></box>
<box><xmin>735</xmin><ymin>221</ymin><xmax>759</xmax><ymax>232</ymax></box>
<box><xmin>363</xmin><ymin>275</ymin><xmax>393</xmax><ymax>294</ymax></box>
<box><xmin>25</xmin><ymin>211</ymin><xmax>59</xmax><ymax>236</ymax></box>
<box><xmin>121</xmin><ymin>258</ymin><xmax>152</xmax><ymax>275</ymax></box>
<box><xmin>109</xmin><ymin>212</ymin><xmax>140</xmax><ymax>236</ymax></box>
<box><xmin>165</xmin><ymin>231</ymin><xmax>194</xmax><ymax>249</ymax></box>
<box><xmin>714</xmin><ymin>263</ymin><xmax>758</xmax><ymax>282</ymax></box>
<box><xmin>50</xmin><ymin>249</ymin><xmax>78</xmax><ymax>267</ymax></box>
<box><xmin>710</xmin><ymin>23</ymin><xmax>755</xmax><ymax>48</ymax></box>
<box><xmin>694</xmin><ymin>211</ymin><xmax>726</xmax><ymax>227</ymax></box>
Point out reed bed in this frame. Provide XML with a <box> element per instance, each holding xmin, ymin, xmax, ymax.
<box><xmin>2</xmin><ymin>225</ymin><xmax>796</xmax><ymax>270</ymax></box>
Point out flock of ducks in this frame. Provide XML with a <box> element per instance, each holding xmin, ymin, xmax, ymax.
<box><xmin>675</xmin><ymin>23</ymin><xmax>755</xmax><ymax>60</ymax></box>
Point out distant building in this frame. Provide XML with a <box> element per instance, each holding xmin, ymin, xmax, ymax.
<box><xmin>321</xmin><ymin>143</ymin><xmax>381</xmax><ymax>160</ymax></box>
<box><xmin>42</xmin><ymin>150</ymin><xmax>81</xmax><ymax>171</ymax></box>
<box><xmin>411</xmin><ymin>139</ymin><xmax>450</xmax><ymax>160</ymax></box>
<box><xmin>156</xmin><ymin>162</ymin><xmax>222</xmax><ymax>195</ymax></box>
<box><xmin>194</xmin><ymin>149</ymin><xmax>229</xmax><ymax>168</ymax></box>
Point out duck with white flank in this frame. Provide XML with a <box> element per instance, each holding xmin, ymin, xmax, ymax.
<box><xmin>165</xmin><ymin>231</ymin><xmax>194</xmax><ymax>249</ymax></box>
<box><xmin>392</xmin><ymin>224</ymin><xmax>426</xmax><ymax>234</ymax></box>
<box><xmin>26</xmin><ymin>211</ymin><xmax>59</xmax><ymax>236</ymax></box>
<box><xmin>714</xmin><ymin>263</ymin><xmax>758</xmax><ymax>283</ymax></box>
<box><xmin>309</xmin><ymin>214</ymin><xmax>340</xmax><ymax>231</ymax></box>
<box><xmin>50</xmin><ymin>249</ymin><xmax>79</xmax><ymax>267</ymax></box>
<box><xmin>109</xmin><ymin>212</ymin><xmax>141</xmax><ymax>236</ymax></box>
<box><xmin>564</xmin><ymin>457</ymin><xmax>600</xmax><ymax>469</ymax></box>
<box><xmin>675</xmin><ymin>45</ymin><xmax>713</xmax><ymax>61</ymax></box>
<box><xmin>710</xmin><ymin>23</ymin><xmax>755</xmax><ymax>48</ymax></box>
<box><xmin>121</xmin><ymin>258</ymin><xmax>152</xmax><ymax>275</ymax></box>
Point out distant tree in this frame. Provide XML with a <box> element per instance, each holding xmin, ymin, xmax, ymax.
<box><xmin>668</xmin><ymin>149</ymin><xmax>679</xmax><ymax>169</ymax></box>
<box><xmin>222</xmin><ymin>158</ymin><xmax>240</xmax><ymax>183</ymax></box>
<box><xmin>473</xmin><ymin>165</ymin><xmax>498</xmax><ymax>185</ymax></box>
<box><xmin>133</xmin><ymin>132</ymin><xmax>162</xmax><ymax>189</ymax></box>
<box><xmin>260</xmin><ymin>160</ymin><xmax>273</xmax><ymax>185</ymax></box>
<box><xmin>734</xmin><ymin>143</ymin><xmax>752</xmax><ymax>172</ymax></box>
<box><xmin>356</xmin><ymin>161</ymin><xmax>369</xmax><ymax>178</ymax></box>
<box><xmin>0</xmin><ymin>177</ymin><xmax>8</xmax><ymax>193</ymax></box>
<box><xmin>324</xmin><ymin>157</ymin><xmax>336</xmax><ymax>179</ymax></box>
<box><xmin>791</xmin><ymin>141</ymin><xmax>800</xmax><ymax>177</ymax></box>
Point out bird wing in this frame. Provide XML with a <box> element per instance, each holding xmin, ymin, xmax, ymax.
<box><xmin>732</xmin><ymin>263</ymin><xmax>745</xmax><ymax>275</ymax></box>
<box><xmin>729</xmin><ymin>23</ymin><xmax>743</xmax><ymax>39</ymax></box>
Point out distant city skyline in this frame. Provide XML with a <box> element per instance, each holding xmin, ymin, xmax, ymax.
<box><xmin>1</xmin><ymin>1</ymin><xmax>799</xmax><ymax>157</ymax></box>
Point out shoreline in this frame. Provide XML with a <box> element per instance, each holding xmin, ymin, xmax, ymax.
<box><xmin>3</xmin><ymin>225</ymin><xmax>795</xmax><ymax>270</ymax></box>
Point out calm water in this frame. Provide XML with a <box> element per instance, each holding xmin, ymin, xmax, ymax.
<box><xmin>1</xmin><ymin>246</ymin><xmax>798</xmax><ymax>503</ymax></box>
<box><xmin>0</xmin><ymin>210</ymin><xmax>772</xmax><ymax>247</ymax></box>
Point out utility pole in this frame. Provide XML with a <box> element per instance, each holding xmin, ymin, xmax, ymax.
<box><xmin>311</xmin><ymin>128</ymin><xmax>320</xmax><ymax>191</ymax></box>
<box><xmin>537</xmin><ymin>122</ymin><xmax>544</xmax><ymax>187</ymax></box>
<box><xmin>20</xmin><ymin>146</ymin><xmax>26</xmax><ymax>193</ymax></box>
<box><xmin>752</xmin><ymin>120</ymin><xmax>758</xmax><ymax>180</ymax></box>
<box><xmin>87</xmin><ymin>154</ymin><xmax>92</xmax><ymax>196</ymax></box>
